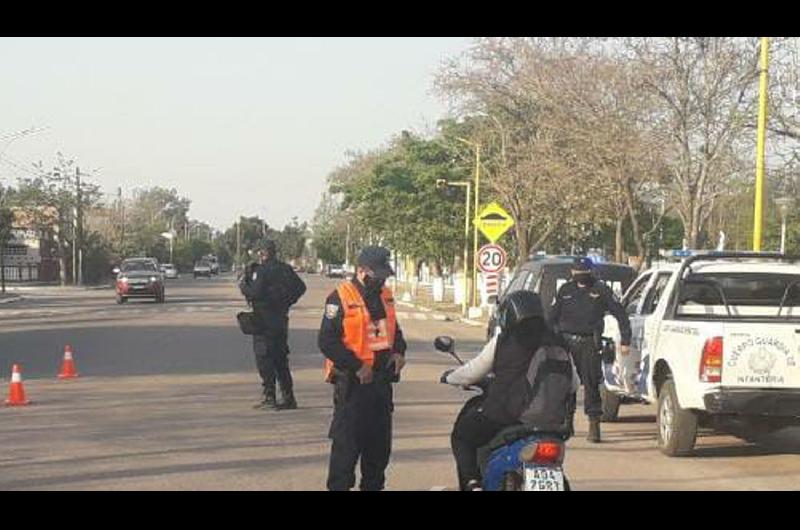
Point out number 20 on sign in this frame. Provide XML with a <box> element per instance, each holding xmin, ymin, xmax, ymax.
<box><xmin>478</xmin><ymin>244</ymin><xmax>506</xmax><ymax>273</ymax></box>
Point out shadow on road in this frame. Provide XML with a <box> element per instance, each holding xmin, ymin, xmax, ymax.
<box><xmin>609</xmin><ymin>414</ymin><xmax>656</xmax><ymax>424</ymax></box>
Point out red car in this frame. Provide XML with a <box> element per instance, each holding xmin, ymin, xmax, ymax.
<box><xmin>114</xmin><ymin>259</ymin><xmax>165</xmax><ymax>304</ymax></box>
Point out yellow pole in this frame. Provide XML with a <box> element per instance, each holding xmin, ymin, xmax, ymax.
<box><xmin>472</xmin><ymin>143</ymin><xmax>480</xmax><ymax>307</ymax></box>
<box><xmin>753</xmin><ymin>37</ymin><xmax>770</xmax><ymax>251</ymax></box>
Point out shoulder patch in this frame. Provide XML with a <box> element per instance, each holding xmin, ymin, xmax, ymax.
<box><xmin>325</xmin><ymin>304</ymin><xmax>339</xmax><ymax>319</ymax></box>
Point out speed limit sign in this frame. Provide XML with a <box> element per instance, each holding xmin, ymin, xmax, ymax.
<box><xmin>478</xmin><ymin>244</ymin><xmax>507</xmax><ymax>273</ymax></box>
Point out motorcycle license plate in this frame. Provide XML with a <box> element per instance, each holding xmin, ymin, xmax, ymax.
<box><xmin>523</xmin><ymin>466</ymin><xmax>564</xmax><ymax>491</ymax></box>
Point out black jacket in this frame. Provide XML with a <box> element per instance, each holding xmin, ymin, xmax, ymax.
<box><xmin>481</xmin><ymin>330</ymin><xmax>563</xmax><ymax>425</ymax></box>
<box><xmin>240</xmin><ymin>258</ymin><xmax>306</xmax><ymax>332</ymax></box>
<box><xmin>549</xmin><ymin>280</ymin><xmax>632</xmax><ymax>346</ymax></box>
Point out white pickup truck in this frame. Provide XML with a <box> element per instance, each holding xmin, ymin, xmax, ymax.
<box><xmin>601</xmin><ymin>252</ymin><xmax>800</xmax><ymax>456</ymax></box>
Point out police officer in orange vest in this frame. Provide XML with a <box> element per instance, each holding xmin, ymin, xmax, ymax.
<box><xmin>318</xmin><ymin>246</ymin><xmax>407</xmax><ymax>491</ymax></box>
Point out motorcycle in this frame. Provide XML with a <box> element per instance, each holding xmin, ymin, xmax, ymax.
<box><xmin>435</xmin><ymin>335</ymin><xmax>571</xmax><ymax>491</ymax></box>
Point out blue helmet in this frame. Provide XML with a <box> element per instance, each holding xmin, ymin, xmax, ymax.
<box><xmin>573</xmin><ymin>257</ymin><xmax>596</xmax><ymax>273</ymax></box>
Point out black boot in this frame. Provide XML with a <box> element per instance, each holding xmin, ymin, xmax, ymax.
<box><xmin>274</xmin><ymin>389</ymin><xmax>297</xmax><ymax>410</ymax></box>
<box><xmin>587</xmin><ymin>416</ymin><xmax>601</xmax><ymax>443</ymax></box>
<box><xmin>254</xmin><ymin>388</ymin><xmax>277</xmax><ymax>409</ymax></box>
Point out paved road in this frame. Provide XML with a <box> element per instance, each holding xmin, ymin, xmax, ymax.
<box><xmin>1</xmin><ymin>275</ymin><xmax>799</xmax><ymax>490</ymax></box>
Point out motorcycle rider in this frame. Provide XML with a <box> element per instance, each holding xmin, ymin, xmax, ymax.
<box><xmin>442</xmin><ymin>290</ymin><xmax>580</xmax><ymax>491</ymax></box>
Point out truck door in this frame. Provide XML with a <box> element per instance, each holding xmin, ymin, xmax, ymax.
<box><xmin>636</xmin><ymin>272</ymin><xmax>673</xmax><ymax>396</ymax></box>
<box><xmin>603</xmin><ymin>272</ymin><xmax>651</xmax><ymax>391</ymax></box>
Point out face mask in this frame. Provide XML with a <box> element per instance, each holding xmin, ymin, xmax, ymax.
<box><xmin>363</xmin><ymin>274</ymin><xmax>385</xmax><ymax>295</ymax></box>
<box><xmin>575</xmin><ymin>273</ymin><xmax>595</xmax><ymax>287</ymax></box>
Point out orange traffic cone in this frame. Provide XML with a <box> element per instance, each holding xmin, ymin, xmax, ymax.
<box><xmin>5</xmin><ymin>364</ymin><xmax>30</xmax><ymax>406</ymax></box>
<box><xmin>58</xmin><ymin>345</ymin><xmax>79</xmax><ymax>379</ymax></box>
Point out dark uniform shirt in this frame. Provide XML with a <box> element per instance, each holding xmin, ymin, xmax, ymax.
<box><xmin>240</xmin><ymin>258</ymin><xmax>305</xmax><ymax>331</ymax></box>
<box><xmin>318</xmin><ymin>279</ymin><xmax>407</xmax><ymax>373</ymax></box>
<box><xmin>550</xmin><ymin>280</ymin><xmax>632</xmax><ymax>346</ymax></box>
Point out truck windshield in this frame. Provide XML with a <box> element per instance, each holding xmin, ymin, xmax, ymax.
<box><xmin>677</xmin><ymin>272</ymin><xmax>800</xmax><ymax>319</ymax></box>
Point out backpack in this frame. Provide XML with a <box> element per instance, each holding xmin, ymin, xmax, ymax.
<box><xmin>266</xmin><ymin>262</ymin><xmax>306</xmax><ymax>309</ymax></box>
<box><xmin>518</xmin><ymin>345</ymin><xmax>576</xmax><ymax>435</ymax></box>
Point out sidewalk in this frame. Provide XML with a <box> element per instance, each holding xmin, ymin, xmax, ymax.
<box><xmin>0</xmin><ymin>293</ymin><xmax>23</xmax><ymax>304</ymax></box>
<box><xmin>3</xmin><ymin>283</ymin><xmax>112</xmax><ymax>293</ymax></box>
<box><xmin>395</xmin><ymin>297</ymin><xmax>489</xmax><ymax>328</ymax></box>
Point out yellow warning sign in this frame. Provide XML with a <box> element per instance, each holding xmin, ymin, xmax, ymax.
<box><xmin>475</xmin><ymin>202</ymin><xmax>515</xmax><ymax>243</ymax></box>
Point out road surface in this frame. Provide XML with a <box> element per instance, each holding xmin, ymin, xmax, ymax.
<box><xmin>1</xmin><ymin>274</ymin><xmax>799</xmax><ymax>490</ymax></box>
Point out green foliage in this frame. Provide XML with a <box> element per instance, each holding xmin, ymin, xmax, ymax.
<box><xmin>333</xmin><ymin>130</ymin><xmax>469</xmax><ymax>272</ymax></box>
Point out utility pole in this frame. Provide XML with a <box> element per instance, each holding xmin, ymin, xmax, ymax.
<box><xmin>72</xmin><ymin>168</ymin><xmax>78</xmax><ymax>285</ymax></box>
<box><xmin>345</xmin><ymin>222</ymin><xmax>351</xmax><ymax>268</ymax></box>
<box><xmin>753</xmin><ymin>37</ymin><xmax>770</xmax><ymax>251</ymax></box>
<box><xmin>236</xmin><ymin>217</ymin><xmax>242</xmax><ymax>269</ymax></box>
<box><xmin>75</xmin><ymin>167</ymin><xmax>83</xmax><ymax>286</ymax></box>
<box><xmin>117</xmin><ymin>187</ymin><xmax>125</xmax><ymax>254</ymax></box>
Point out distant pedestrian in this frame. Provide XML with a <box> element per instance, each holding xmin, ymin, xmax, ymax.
<box><xmin>239</xmin><ymin>240</ymin><xmax>307</xmax><ymax>410</ymax></box>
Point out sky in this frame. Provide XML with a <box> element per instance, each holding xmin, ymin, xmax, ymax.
<box><xmin>0</xmin><ymin>37</ymin><xmax>471</xmax><ymax>230</ymax></box>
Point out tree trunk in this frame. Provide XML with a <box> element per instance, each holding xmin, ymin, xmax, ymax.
<box><xmin>1</xmin><ymin>246</ymin><xmax>5</xmax><ymax>294</ymax></box>
<box><xmin>615</xmin><ymin>217</ymin><xmax>624</xmax><ymax>263</ymax></box>
<box><xmin>623</xmin><ymin>182</ymin><xmax>645</xmax><ymax>258</ymax></box>
<box><xmin>514</xmin><ymin>222</ymin><xmax>531</xmax><ymax>262</ymax></box>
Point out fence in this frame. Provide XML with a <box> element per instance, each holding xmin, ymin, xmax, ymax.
<box><xmin>2</xmin><ymin>265</ymin><xmax>40</xmax><ymax>282</ymax></box>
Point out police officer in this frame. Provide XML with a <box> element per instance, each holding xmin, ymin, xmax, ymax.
<box><xmin>549</xmin><ymin>257</ymin><xmax>631</xmax><ymax>443</ymax></box>
<box><xmin>318</xmin><ymin>246</ymin><xmax>407</xmax><ymax>491</ymax></box>
<box><xmin>239</xmin><ymin>239</ymin><xmax>306</xmax><ymax>410</ymax></box>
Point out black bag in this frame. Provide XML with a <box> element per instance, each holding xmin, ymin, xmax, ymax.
<box><xmin>518</xmin><ymin>345</ymin><xmax>576</xmax><ymax>434</ymax></box>
<box><xmin>236</xmin><ymin>311</ymin><xmax>262</xmax><ymax>335</ymax></box>
<box><xmin>269</xmin><ymin>263</ymin><xmax>306</xmax><ymax>308</ymax></box>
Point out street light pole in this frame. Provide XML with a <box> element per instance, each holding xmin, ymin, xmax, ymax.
<box><xmin>439</xmin><ymin>179</ymin><xmax>472</xmax><ymax>315</ymax></box>
<box><xmin>456</xmin><ymin>137</ymin><xmax>481</xmax><ymax>308</ymax></box>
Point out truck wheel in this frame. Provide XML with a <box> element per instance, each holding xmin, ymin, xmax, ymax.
<box><xmin>657</xmin><ymin>379</ymin><xmax>698</xmax><ymax>456</ymax></box>
<box><xmin>601</xmin><ymin>385</ymin><xmax>621</xmax><ymax>422</ymax></box>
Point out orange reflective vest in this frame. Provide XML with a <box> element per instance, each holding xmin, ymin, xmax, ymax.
<box><xmin>324</xmin><ymin>281</ymin><xmax>397</xmax><ymax>383</ymax></box>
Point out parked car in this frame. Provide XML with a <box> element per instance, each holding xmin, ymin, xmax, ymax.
<box><xmin>601</xmin><ymin>252</ymin><xmax>800</xmax><ymax>456</ymax></box>
<box><xmin>326</xmin><ymin>264</ymin><xmax>347</xmax><ymax>278</ymax></box>
<box><xmin>194</xmin><ymin>260</ymin><xmax>212</xmax><ymax>279</ymax></box>
<box><xmin>486</xmin><ymin>256</ymin><xmax>637</xmax><ymax>339</ymax></box>
<box><xmin>160</xmin><ymin>263</ymin><xmax>179</xmax><ymax>279</ymax></box>
<box><xmin>114</xmin><ymin>258</ymin><xmax>165</xmax><ymax>304</ymax></box>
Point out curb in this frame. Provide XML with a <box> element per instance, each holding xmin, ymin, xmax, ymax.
<box><xmin>0</xmin><ymin>296</ymin><xmax>23</xmax><ymax>305</ymax></box>
<box><xmin>396</xmin><ymin>300</ymin><xmax>453</xmax><ymax>322</ymax></box>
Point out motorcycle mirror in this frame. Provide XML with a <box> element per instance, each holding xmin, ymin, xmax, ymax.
<box><xmin>434</xmin><ymin>335</ymin><xmax>454</xmax><ymax>353</ymax></box>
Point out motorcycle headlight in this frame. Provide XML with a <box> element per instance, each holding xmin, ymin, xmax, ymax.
<box><xmin>150</xmin><ymin>276</ymin><xmax>158</xmax><ymax>283</ymax></box>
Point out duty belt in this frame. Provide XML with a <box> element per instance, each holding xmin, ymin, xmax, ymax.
<box><xmin>561</xmin><ymin>332</ymin><xmax>594</xmax><ymax>341</ymax></box>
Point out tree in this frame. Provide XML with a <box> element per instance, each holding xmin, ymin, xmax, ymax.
<box><xmin>277</xmin><ymin>217</ymin><xmax>308</xmax><ymax>262</ymax></box>
<box><xmin>331</xmin><ymin>131</ymin><xmax>469</xmax><ymax>275</ymax></box>
<box><xmin>624</xmin><ymin>37</ymin><xmax>762</xmax><ymax>248</ymax></box>
<box><xmin>435</xmin><ymin>39</ymin><xmax>596</xmax><ymax>259</ymax></box>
